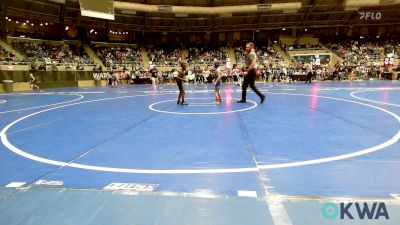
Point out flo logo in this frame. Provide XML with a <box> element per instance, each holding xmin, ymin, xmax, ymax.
<box><xmin>321</xmin><ymin>202</ymin><xmax>389</xmax><ymax>220</ymax></box>
<box><xmin>359</xmin><ymin>12</ymin><xmax>382</xmax><ymax>20</ymax></box>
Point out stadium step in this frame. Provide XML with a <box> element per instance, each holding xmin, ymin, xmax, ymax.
<box><xmin>141</xmin><ymin>47</ymin><xmax>150</xmax><ymax>67</ymax></box>
<box><xmin>227</xmin><ymin>47</ymin><xmax>236</xmax><ymax>65</ymax></box>
<box><xmin>82</xmin><ymin>44</ymin><xmax>104</xmax><ymax>69</ymax></box>
<box><xmin>273</xmin><ymin>44</ymin><xmax>291</xmax><ymax>66</ymax></box>
<box><xmin>181</xmin><ymin>48</ymin><xmax>187</xmax><ymax>62</ymax></box>
<box><xmin>320</xmin><ymin>43</ymin><xmax>344</xmax><ymax>65</ymax></box>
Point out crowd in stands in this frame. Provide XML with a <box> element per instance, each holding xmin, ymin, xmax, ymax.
<box><xmin>322</xmin><ymin>39</ymin><xmax>399</xmax><ymax>78</ymax></box>
<box><xmin>12</xmin><ymin>41</ymin><xmax>93</xmax><ymax>66</ymax></box>
<box><xmin>325</xmin><ymin>40</ymin><xmax>399</xmax><ymax>66</ymax></box>
<box><xmin>281</xmin><ymin>43</ymin><xmax>324</xmax><ymax>51</ymax></box>
<box><xmin>148</xmin><ymin>44</ymin><xmax>181</xmax><ymax>66</ymax></box>
<box><xmin>259</xmin><ymin>38</ymin><xmax>400</xmax><ymax>81</ymax></box>
<box><xmin>1</xmin><ymin>37</ymin><xmax>399</xmax><ymax>83</ymax></box>
<box><xmin>94</xmin><ymin>46</ymin><xmax>142</xmax><ymax>67</ymax></box>
<box><xmin>187</xmin><ymin>42</ymin><xmax>228</xmax><ymax>66</ymax></box>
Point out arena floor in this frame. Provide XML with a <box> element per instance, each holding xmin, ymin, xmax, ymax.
<box><xmin>0</xmin><ymin>81</ymin><xmax>399</xmax><ymax>225</ymax></box>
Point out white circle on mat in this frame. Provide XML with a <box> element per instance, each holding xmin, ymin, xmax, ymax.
<box><xmin>350</xmin><ymin>90</ymin><xmax>400</xmax><ymax>107</ymax></box>
<box><xmin>0</xmin><ymin>93</ymin><xmax>399</xmax><ymax>174</ymax></box>
<box><xmin>149</xmin><ymin>98</ymin><xmax>258</xmax><ymax>115</ymax></box>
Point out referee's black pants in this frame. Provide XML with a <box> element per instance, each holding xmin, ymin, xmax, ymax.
<box><xmin>241</xmin><ymin>68</ymin><xmax>264</xmax><ymax>100</ymax></box>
